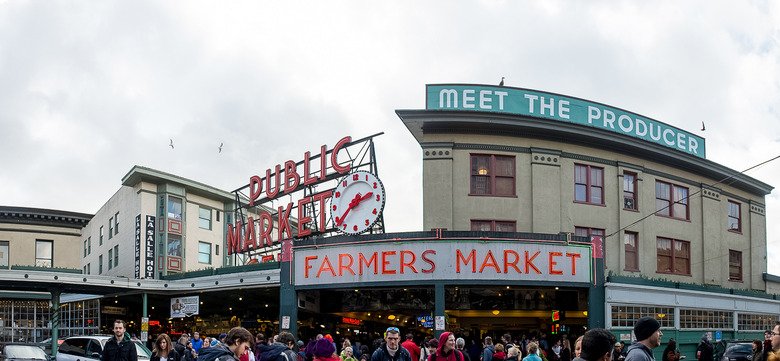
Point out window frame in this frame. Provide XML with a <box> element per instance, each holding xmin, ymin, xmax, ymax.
<box><xmin>108</xmin><ymin>217</ymin><xmax>114</xmax><ymax>239</ymax></box>
<box><xmin>470</xmin><ymin>220</ymin><xmax>517</xmax><ymax>232</ymax></box>
<box><xmin>728</xmin><ymin>200</ymin><xmax>742</xmax><ymax>233</ymax></box>
<box><xmin>655</xmin><ymin>180</ymin><xmax>690</xmax><ymax>221</ymax></box>
<box><xmin>98</xmin><ymin>255</ymin><xmax>103</xmax><ymax>275</ymax></box>
<box><xmin>623</xmin><ymin>171</ymin><xmax>638</xmax><ymax>211</ymax></box>
<box><xmin>0</xmin><ymin>240</ymin><xmax>9</xmax><ymax>268</ymax></box>
<box><xmin>35</xmin><ymin>239</ymin><xmax>53</xmax><ymax>268</ymax></box>
<box><xmin>199</xmin><ymin>207</ymin><xmax>212</xmax><ymax>230</ymax></box>
<box><xmin>729</xmin><ymin>249</ymin><xmax>742</xmax><ymax>282</ymax></box>
<box><xmin>108</xmin><ymin>249</ymin><xmax>113</xmax><ymax>270</ymax></box>
<box><xmin>198</xmin><ymin>242</ymin><xmax>212</xmax><ymax>264</ymax></box>
<box><xmin>574</xmin><ymin>164</ymin><xmax>605</xmax><ymax>205</ymax></box>
<box><xmin>168</xmin><ymin>196</ymin><xmax>183</xmax><ymax>220</ymax></box>
<box><xmin>624</xmin><ymin>231</ymin><xmax>639</xmax><ymax>272</ymax></box>
<box><xmin>469</xmin><ymin>154</ymin><xmax>517</xmax><ymax>197</ymax></box>
<box><xmin>99</xmin><ymin>226</ymin><xmax>104</xmax><ymax>245</ymax></box>
<box><xmin>656</xmin><ymin>237</ymin><xmax>691</xmax><ymax>276</ymax></box>
<box><xmin>114</xmin><ymin>212</ymin><xmax>119</xmax><ymax>234</ymax></box>
<box><xmin>114</xmin><ymin>245</ymin><xmax>119</xmax><ymax>267</ymax></box>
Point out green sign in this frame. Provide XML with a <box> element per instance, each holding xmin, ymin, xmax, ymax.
<box><xmin>426</xmin><ymin>84</ymin><xmax>705</xmax><ymax>158</ymax></box>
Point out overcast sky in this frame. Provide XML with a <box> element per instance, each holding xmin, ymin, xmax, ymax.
<box><xmin>1</xmin><ymin>1</ymin><xmax>779</xmax><ymax>273</ymax></box>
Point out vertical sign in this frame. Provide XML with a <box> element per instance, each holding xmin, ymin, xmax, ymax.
<box><xmin>135</xmin><ymin>215</ymin><xmax>142</xmax><ymax>279</ymax></box>
<box><xmin>141</xmin><ymin>317</ymin><xmax>149</xmax><ymax>342</ymax></box>
<box><xmin>145</xmin><ymin>215</ymin><xmax>156</xmax><ymax>279</ymax></box>
<box><xmin>282</xmin><ymin>316</ymin><xmax>290</xmax><ymax>329</ymax></box>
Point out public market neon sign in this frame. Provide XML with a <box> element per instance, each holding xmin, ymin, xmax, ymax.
<box><xmin>426</xmin><ymin>84</ymin><xmax>706</xmax><ymax>158</ymax></box>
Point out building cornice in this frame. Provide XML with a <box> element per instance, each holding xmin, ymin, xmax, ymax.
<box><xmin>0</xmin><ymin>206</ymin><xmax>92</xmax><ymax>229</ymax></box>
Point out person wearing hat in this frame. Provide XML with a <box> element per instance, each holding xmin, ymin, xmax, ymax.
<box><xmin>314</xmin><ymin>338</ymin><xmax>340</xmax><ymax>361</ymax></box>
<box><xmin>625</xmin><ymin>317</ymin><xmax>663</xmax><ymax>361</ymax></box>
<box><xmin>371</xmin><ymin>327</ymin><xmax>412</xmax><ymax>361</ymax></box>
<box><xmin>579</xmin><ymin>329</ymin><xmax>617</xmax><ymax>361</ymax></box>
<box><xmin>695</xmin><ymin>334</ymin><xmax>713</xmax><ymax>361</ymax></box>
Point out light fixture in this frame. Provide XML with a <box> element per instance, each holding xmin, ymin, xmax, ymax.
<box><xmin>114</xmin><ymin>300</ymin><xmax>118</xmax><ymax>304</ymax></box>
<box><xmin>506</xmin><ymin>286</ymin><xmax>510</xmax><ymax>289</ymax></box>
<box><xmin>367</xmin><ymin>313</ymin><xmax>371</xmax><ymax>316</ymax></box>
<box><xmin>320</xmin><ymin>324</ymin><xmax>325</xmax><ymax>328</ymax></box>
<box><xmin>658</xmin><ymin>314</ymin><xmax>666</xmax><ymax>318</ymax></box>
<box><xmin>200</xmin><ymin>302</ymin><xmax>203</xmax><ymax>305</ymax></box>
<box><xmin>152</xmin><ymin>306</ymin><xmax>155</xmax><ymax>310</ymax></box>
<box><xmin>229</xmin><ymin>307</ymin><xmax>232</xmax><ymax>311</ymax></box>
<box><xmin>265</xmin><ymin>304</ymin><xmax>269</xmax><ymax>307</ymax></box>
<box><xmin>583</xmin><ymin>311</ymin><xmax>588</xmax><ymax>316</ymax></box>
<box><xmin>354</xmin><ymin>290</ymin><xmax>359</xmax><ymax>292</ymax></box>
<box><xmin>388</xmin><ymin>315</ymin><xmax>396</xmax><ymax>320</ymax></box>
<box><xmin>478</xmin><ymin>168</ymin><xmax>488</xmax><ymax>175</ymax></box>
<box><xmin>555</xmin><ymin>287</ymin><xmax>559</xmax><ymax>290</ymax></box>
<box><xmin>498</xmin><ymin>293</ymin><xmax>502</xmax><ymax>297</ymax></box>
<box><xmin>378</xmin><ymin>315</ymin><xmax>382</xmax><ymax>318</ymax></box>
<box><xmin>239</xmin><ymin>297</ymin><xmax>243</xmax><ymax>301</ymax></box>
<box><xmin>492</xmin><ymin>310</ymin><xmax>500</xmax><ymax>315</ymax></box>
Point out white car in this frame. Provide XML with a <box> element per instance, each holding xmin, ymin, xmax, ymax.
<box><xmin>56</xmin><ymin>336</ymin><xmax>151</xmax><ymax>361</ymax></box>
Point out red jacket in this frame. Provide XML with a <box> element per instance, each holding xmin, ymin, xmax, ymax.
<box><xmin>402</xmin><ymin>340</ymin><xmax>421</xmax><ymax>361</ymax></box>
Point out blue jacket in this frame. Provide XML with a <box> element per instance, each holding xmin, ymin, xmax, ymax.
<box><xmin>482</xmin><ymin>345</ymin><xmax>495</xmax><ymax>361</ymax></box>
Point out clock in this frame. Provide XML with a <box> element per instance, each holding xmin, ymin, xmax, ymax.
<box><xmin>331</xmin><ymin>171</ymin><xmax>386</xmax><ymax>235</ymax></box>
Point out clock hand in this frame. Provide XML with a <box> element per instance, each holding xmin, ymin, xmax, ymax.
<box><xmin>336</xmin><ymin>193</ymin><xmax>364</xmax><ymax>226</ymax></box>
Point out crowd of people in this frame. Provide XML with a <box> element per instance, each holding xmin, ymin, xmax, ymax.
<box><xmin>99</xmin><ymin>319</ymin><xmax>780</xmax><ymax>361</ymax></box>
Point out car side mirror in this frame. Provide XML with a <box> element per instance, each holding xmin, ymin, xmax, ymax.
<box><xmin>91</xmin><ymin>352</ymin><xmax>101</xmax><ymax>358</ymax></box>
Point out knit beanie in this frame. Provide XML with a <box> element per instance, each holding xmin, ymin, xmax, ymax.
<box><xmin>633</xmin><ymin>316</ymin><xmax>660</xmax><ymax>341</ymax></box>
<box><xmin>314</xmin><ymin>338</ymin><xmax>336</xmax><ymax>358</ymax></box>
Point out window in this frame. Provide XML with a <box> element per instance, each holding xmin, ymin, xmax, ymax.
<box><xmin>655</xmin><ymin>181</ymin><xmax>689</xmax><ymax>220</ymax></box>
<box><xmin>656</xmin><ymin>237</ymin><xmax>690</xmax><ymax>275</ymax></box>
<box><xmin>108</xmin><ymin>249</ymin><xmax>113</xmax><ymax>270</ymax></box>
<box><xmin>471</xmin><ymin>220</ymin><xmax>517</xmax><ymax>232</ymax></box>
<box><xmin>216</xmin><ymin>245</ymin><xmax>220</xmax><ymax>256</ymax></box>
<box><xmin>728</xmin><ymin>201</ymin><xmax>741</xmax><ymax>232</ymax></box>
<box><xmin>167</xmin><ymin>235</ymin><xmax>182</xmax><ymax>257</ymax></box>
<box><xmin>470</xmin><ymin>154</ymin><xmax>515</xmax><ymax>196</ymax></box>
<box><xmin>84</xmin><ymin>240</ymin><xmax>88</xmax><ymax>258</ymax></box>
<box><xmin>168</xmin><ymin>196</ymin><xmax>183</xmax><ymax>220</ymax></box>
<box><xmin>611</xmin><ymin>305</ymin><xmax>674</xmax><ymax>328</ymax></box>
<box><xmin>575</xmin><ymin>227</ymin><xmax>605</xmax><ymax>239</ymax></box>
<box><xmin>199</xmin><ymin>207</ymin><xmax>212</xmax><ymax>230</ymax></box>
<box><xmin>99</xmin><ymin>226</ymin><xmax>104</xmax><ymax>245</ymax></box>
<box><xmin>198</xmin><ymin>242</ymin><xmax>212</xmax><ymax>264</ymax></box>
<box><xmin>729</xmin><ymin>250</ymin><xmax>742</xmax><ymax>282</ymax></box>
<box><xmin>87</xmin><ymin>263</ymin><xmax>90</xmax><ymax>275</ymax></box>
<box><xmin>574</xmin><ymin>164</ymin><xmax>604</xmax><ymax>205</ymax></box>
<box><xmin>738</xmin><ymin>313</ymin><xmax>778</xmax><ymax>331</ymax></box>
<box><xmin>0</xmin><ymin>241</ymin><xmax>8</xmax><ymax>267</ymax></box>
<box><xmin>623</xmin><ymin>172</ymin><xmax>638</xmax><ymax>210</ymax></box>
<box><xmin>109</xmin><ymin>217</ymin><xmax>114</xmax><ymax>239</ymax></box>
<box><xmin>98</xmin><ymin>255</ymin><xmax>103</xmax><ymax>275</ymax></box>
<box><xmin>88</xmin><ymin>237</ymin><xmax>91</xmax><ymax>255</ymax></box>
<box><xmin>624</xmin><ymin>232</ymin><xmax>639</xmax><ymax>271</ymax></box>
<box><xmin>680</xmin><ymin>309</ymin><xmax>733</xmax><ymax>329</ymax></box>
<box><xmin>115</xmin><ymin>212</ymin><xmax>119</xmax><ymax>234</ymax></box>
<box><xmin>35</xmin><ymin>240</ymin><xmax>53</xmax><ymax>268</ymax></box>
<box><xmin>114</xmin><ymin>245</ymin><xmax>119</xmax><ymax>267</ymax></box>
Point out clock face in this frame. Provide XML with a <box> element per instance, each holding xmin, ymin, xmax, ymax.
<box><xmin>330</xmin><ymin>171</ymin><xmax>386</xmax><ymax>235</ymax></box>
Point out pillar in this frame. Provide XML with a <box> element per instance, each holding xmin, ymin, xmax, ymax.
<box><xmin>50</xmin><ymin>288</ymin><xmax>61</xmax><ymax>355</ymax></box>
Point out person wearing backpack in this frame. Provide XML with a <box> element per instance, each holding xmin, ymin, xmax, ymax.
<box><xmin>427</xmin><ymin>332</ymin><xmax>464</xmax><ymax>361</ymax></box>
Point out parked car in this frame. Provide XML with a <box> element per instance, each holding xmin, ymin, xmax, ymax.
<box><xmin>717</xmin><ymin>340</ymin><xmax>754</xmax><ymax>361</ymax></box>
<box><xmin>0</xmin><ymin>343</ymin><xmax>51</xmax><ymax>361</ymax></box>
<box><xmin>55</xmin><ymin>336</ymin><xmax>151</xmax><ymax>361</ymax></box>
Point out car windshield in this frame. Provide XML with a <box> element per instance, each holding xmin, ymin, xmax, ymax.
<box><xmin>5</xmin><ymin>345</ymin><xmax>48</xmax><ymax>359</ymax></box>
<box><xmin>725</xmin><ymin>343</ymin><xmax>752</xmax><ymax>355</ymax></box>
<box><xmin>135</xmin><ymin>342</ymin><xmax>151</xmax><ymax>359</ymax></box>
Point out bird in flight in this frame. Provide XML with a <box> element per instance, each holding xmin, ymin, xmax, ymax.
<box><xmin>701</xmin><ymin>121</ymin><xmax>706</xmax><ymax>131</ymax></box>
<box><xmin>219</xmin><ymin>142</ymin><xmax>223</xmax><ymax>153</ymax></box>
<box><xmin>499</xmin><ymin>77</ymin><xmax>505</xmax><ymax>86</ymax></box>
<box><xmin>169</xmin><ymin>139</ymin><xmax>174</xmax><ymax>149</ymax></box>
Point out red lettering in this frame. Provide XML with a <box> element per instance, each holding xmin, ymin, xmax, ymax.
<box><xmin>312</xmin><ymin>191</ymin><xmax>332</xmax><ymax>232</ymax></box>
<box><xmin>319</xmin><ymin>144</ymin><xmax>327</xmax><ymax>181</ymax></box>
<box><xmin>265</xmin><ymin>165</ymin><xmax>281</xmax><ymax>199</ymax></box>
<box><xmin>303</xmin><ymin>151</ymin><xmax>319</xmax><ymax>186</ymax></box>
<box><xmin>359</xmin><ymin>252</ymin><xmax>378</xmax><ymax>275</ymax></box>
<box><xmin>284</xmin><ymin>160</ymin><xmax>300</xmax><ymax>194</ymax></box>
<box><xmin>480</xmin><ymin>250</ymin><xmax>501</xmax><ymax>273</ymax></box>
<box><xmin>456</xmin><ymin>249</ymin><xmax>476</xmax><ymax>273</ymax></box>
<box><xmin>244</xmin><ymin>217</ymin><xmax>257</xmax><ymax>252</ymax></box>
<box><xmin>304</xmin><ymin>256</ymin><xmax>317</xmax><ymax>278</ymax></box>
<box><xmin>421</xmin><ymin>250</ymin><xmax>436</xmax><ymax>273</ymax></box>
<box><xmin>249</xmin><ymin>176</ymin><xmax>262</xmax><ymax>207</ymax></box>
<box><xmin>525</xmin><ymin>251</ymin><xmax>541</xmax><ymax>274</ymax></box>
<box><xmin>277</xmin><ymin>203</ymin><xmax>294</xmax><ymax>241</ymax></box>
<box><xmin>381</xmin><ymin>251</ymin><xmax>396</xmax><ymax>274</ymax></box>
<box><xmin>317</xmin><ymin>256</ymin><xmax>336</xmax><ymax>277</ymax></box>
<box><xmin>549</xmin><ymin>252</ymin><xmax>563</xmax><ymax>275</ymax></box>
<box><xmin>503</xmin><ymin>250</ymin><xmax>522</xmax><ymax>274</ymax></box>
<box><xmin>227</xmin><ymin>220</ymin><xmax>242</xmax><ymax>255</ymax></box>
<box><xmin>297</xmin><ymin>197</ymin><xmax>312</xmax><ymax>237</ymax></box>
<box><xmin>400</xmin><ymin>250</ymin><xmax>417</xmax><ymax>274</ymax></box>
<box><xmin>566</xmin><ymin>253</ymin><xmax>582</xmax><ymax>275</ymax></box>
<box><xmin>259</xmin><ymin>212</ymin><xmax>274</xmax><ymax>246</ymax></box>
<box><xmin>339</xmin><ymin>254</ymin><xmax>355</xmax><ymax>276</ymax></box>
<box><xmin>331</xmin><ymin>136</ymin><xmax>352</xmax><ymax>174</ymax></box>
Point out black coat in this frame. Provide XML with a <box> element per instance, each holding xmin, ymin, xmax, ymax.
<box><xmin>100</xmin><ymin>334</ymin><xmax>138</xmax><ymax>361</ymax></box>
<box><xmin>152</xmin><ymin>350</ymin><xmax>182</xmax><ymax>361</ymax></box>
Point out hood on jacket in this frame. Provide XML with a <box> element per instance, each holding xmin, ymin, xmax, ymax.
<box><xmin>258</xmin><ymin>344</ymin><xmax>289</xmax><ymax>361</ymax></box>
<box><xmin>437</xmin><ymin>333</ymin><xmax>454</xmax><ymax>356</ymax></box>
<box><xmin>112</xmin><ymin>332</ymin><xmax>133</xmax><ymax>344</ymax></box>
<box><xmin>199</xmin><ymin>342</ymin><xmax>236</xmax><ymax>361</ymax></box>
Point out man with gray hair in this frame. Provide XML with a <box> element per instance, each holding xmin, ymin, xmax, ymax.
<box><xmin>456</xmin><ymin>338</ymin><xmax>471</xmax><ymax>361</ymax></box>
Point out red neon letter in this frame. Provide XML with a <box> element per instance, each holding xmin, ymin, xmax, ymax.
<box><xmin>244</xmin><ymin>217</ymin><xmax>257</xmax><ymax>252</ymax></box>
<box><xmin>284</xmin><ymin>160</ymin><xmax>300</xmax><ymax>194</ymax></box>
<box><xmin>259</xmin><ymin>212</ymin><xmax>274</xmax><ymax>246</ymax></box>
<box><xmin>421</xmin><ymin>250</ymin><xmax>436</xmax><ymax>273</ymax></box>
<box><xmin>265</xmin><ymin>165</ymin><xmax>281</xmax><ymax>199</ymax></box>
<box><xmin>297</xmin><ymin>197</ymin><xmax>312</xmax><ymax>237</ymax></box>
<box><xmin>480</xmin><ymin>251</ymin><xmax>501</xmax><ymax>273</ymax></box>
<box><xmin>359</xmin><ymin>252</ymin><xmax>378</xmax><ymax>275</ymax></box>
<box><xmin>456</xmin><ymin>249</ymin><xmax>476</xmax><ymax>273</ymax></box>
<box><xmin>339</xmin><ymin>254</ymin><xmax>355</xmax><ymax>276</ymax></box>
<box><xmin>304</xmin><ymin>256</ymin><xmax>317</xmax><ymax>278</ymax></box>
<box><xmin>277</xmin><ymin>203</ymin><xmax>293</xmax><ymax>241</ymax></box>
<box><xmin>525</xmin><ymin>251</ymin><xmax>541</xmax><ymax>274</ymax></box>
<box><xmin>400</xmin><ymin>250</ymin><xmax>418</xmax><ymax>274</ymax></box>
<box><xmin>317</xmin><ymin>256</ymin><xmax>336</xmax><ymax>277</ymax></box>
<box><xmin>504</xmin><ymin>250</ymin><xmax>522</xmax><ymax>274</ymax></box>
<box><xmin>381</xmin><ymin>251</ymin><xmax>397</xmax><ymax>274</ymax></box>
<box><xmin>312</xmin><ymin>190</ymin><xmax>332</xmax><ymax>232</ymax></box>
<box><xmin>303</xmin><ymin>151</ymin><xmax>319</xmax><ymax>185</ymax></box>
<box><xmin>549</xmin><ymin>252</ymin><xmax>563</xmax><ymax>275</ymax></box>
<box><xmin>249</xmin><ymin>175</ymin><xmax>262</xmax><ymax>207</ymax></box>
<box><xmin>331</xmin><ymin>136</ymin><xmax>352</xmax><ymax>174</ymax></box>
<box><xmin>227</xmin><ymin>220</ymin><xmax>242</xmax><ymax>255</ymax></box>
<box><xmin>566</xmin><ymin>253</ymin><xmax>582</xmax><ymax>275</ymax></box>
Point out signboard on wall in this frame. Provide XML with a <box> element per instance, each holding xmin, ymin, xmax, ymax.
<box><xmin>145</xmin><ymin>215</ymin><xmax>156</xmax><ymax>279</ymax></box>
<box><xmin>171</xmin><ymin>296</ymin><xmax>199</xmax><ymax>318</ymax></box>
<box><xmin>135</xmin><ymin>215</ymin><xmax>142</xmax><ymax>278</ymax></box>
<box><xmin>295</xmin><ymin>241</ymin><xmax>590</xmax><ymax>286</ymax></box>
<box><xmin>426</xmin><ymin>84</ymin><xmax>706</xmax><ymax>158</ymax></box>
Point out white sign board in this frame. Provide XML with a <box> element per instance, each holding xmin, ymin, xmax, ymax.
<box><xmin>295</xmin><ymin>241</ymin><xmax>591</xmax><ymax>286</ymax></box>
<box><xmin>171</xmin><ymin>296</ymin><xmax>199</xmax><ymax>318</ymax></box>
